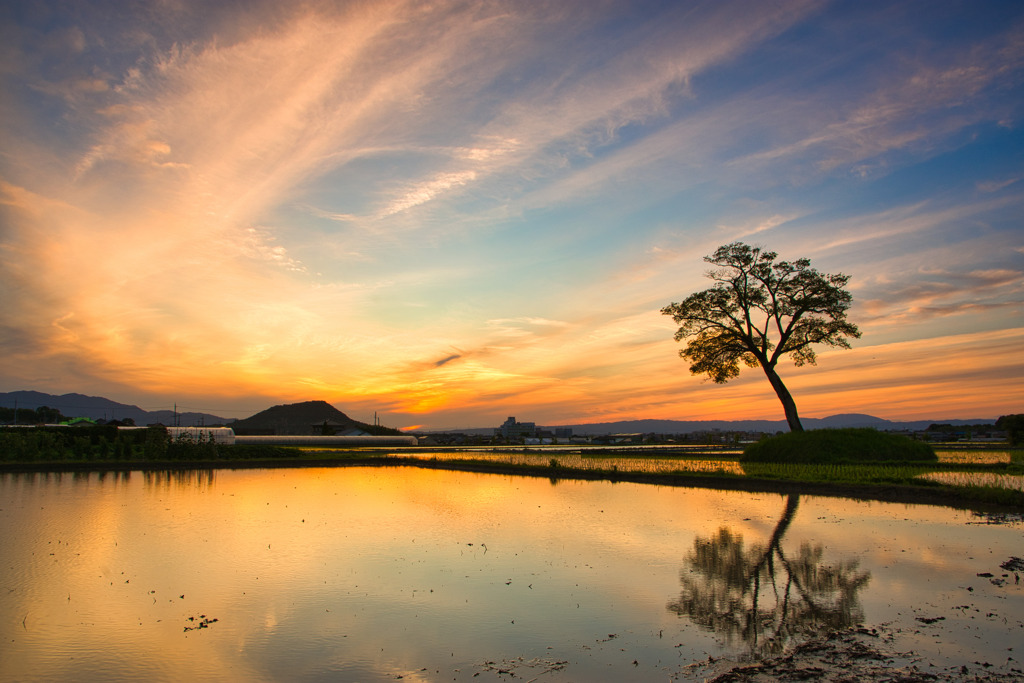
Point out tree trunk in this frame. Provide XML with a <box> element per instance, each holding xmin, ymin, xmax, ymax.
<box><xmin>762</xmin><ymin>365</ymin><xmax>804</xmax><ymax>432</ymax></box>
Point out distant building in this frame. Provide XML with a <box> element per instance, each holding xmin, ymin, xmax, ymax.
<box><xmin>499</xmin><ymin>416</ymin><xmax>536</xmax><ymax>440</ymax></box>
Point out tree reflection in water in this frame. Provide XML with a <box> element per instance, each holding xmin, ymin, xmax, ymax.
<box><xmin>142</xmin><ymin>468</ymin><xmax>217</xmax><ymax>489</ymax></box>
<box><xmin>667</xmin><ymin>494</ymin><xmax>870</xmax><ymax>658</ymax></box>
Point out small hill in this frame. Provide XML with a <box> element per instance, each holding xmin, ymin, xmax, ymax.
<box><xmin>817</xmin><ymin>413</ymin><xmax>893</xmax><ymax>429</ymax></box>
<box><xmin>230</xmin><ymin>400</ymin><xmax>401</xmax><ymax>436</ymax></box>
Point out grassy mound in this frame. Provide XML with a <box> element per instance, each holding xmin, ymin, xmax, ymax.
<box><xmin>741</xmin><ymin>428</ymin><xmax>937</xmax><ymax>464</ymax></box>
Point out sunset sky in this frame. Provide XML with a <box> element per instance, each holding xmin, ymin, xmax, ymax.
<box><xmin>2</xmin><ymin>0</ymin><xmax>1022</xmax><ymax>430</ymax></box>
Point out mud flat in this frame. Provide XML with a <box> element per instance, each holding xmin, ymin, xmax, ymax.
<box><xmin>677</xmin><ymin>556</ymin><xmax>1024</xmax><ymax>682</ymax></box>
<box><xmin>683</xmin><ymin>624</ymin><xmax>1024</xmax><ymax>682</ymax></box>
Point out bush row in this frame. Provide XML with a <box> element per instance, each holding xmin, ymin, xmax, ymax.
<box><xmin>0</xmin><ymin>426</ymin><xmax>293</xmax><ymax>463</ymax></box>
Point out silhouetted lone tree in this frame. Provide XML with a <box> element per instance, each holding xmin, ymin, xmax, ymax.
<box><xmin>661</xmin><ymin>242</ymin><xmax>860</xmax><ymax>432</ymax></box>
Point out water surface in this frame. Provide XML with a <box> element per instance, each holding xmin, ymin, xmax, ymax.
<box><xmin>2</xmin><ymin>467</ymin><xmax>1021</xmax><ymax>681</ymax></box>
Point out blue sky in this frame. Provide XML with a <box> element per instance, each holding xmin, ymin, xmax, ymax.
<box><xmin>1</xmin><ymin>0</ymin><xmax>1022</xmax><ymax>428</ymax></box>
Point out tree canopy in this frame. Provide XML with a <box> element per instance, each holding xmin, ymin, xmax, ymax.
<box><xmin>996</xmin><ymin>414</ymin><xmax>1024</xmax><ymax>446</ymax></box>
<box><xmin>662</xmin><ymin>242</ymin><xmax>860</xmax><ymax>432</ymax></box>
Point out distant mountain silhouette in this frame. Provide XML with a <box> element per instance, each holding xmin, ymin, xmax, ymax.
<box><xmin>0</xmin><ymin>391</ymin><xmax>406</xmax><ymax>434</ymax></box>
<box><xmin>550</xmin><ymin>413</ymin><xmax>997</xmax><ymax>435</ymax></box>
<box><xmin>0</xmin><ymin>390</ymin><xmax>229</xmax><ymax>426</ymax></box>
<box><xmin>230</xmin><ymin>400</ymin><xmax>400</xmax><ymax>436</ymax></box>
<box><xmin>438</xmin><ymin>413</ymin><xmax>998</xmax><ymax>435</ymax></box>
<box><xmin>2</xmin><ymin>390</ymin><xmax>996</xmax><ymax>435</ymax></box>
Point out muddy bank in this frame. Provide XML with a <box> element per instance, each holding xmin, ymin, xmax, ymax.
<box><xmin>679</xmin><ymin>625</ymin><xmax>1024</xmax><ymax>682</ymax></box>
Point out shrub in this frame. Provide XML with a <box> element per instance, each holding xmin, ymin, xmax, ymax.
<box><xmin>165</xmin><ymin>431</ymin><xmax>219</xmax><ymax>460</ymax></box>
<box><xmin>997</xmin><ymin>414</ymin><xmax>1024</xmax><ymax>446</ymax></box>
<box><xmin>741</xmin><ymin>428</ymin><xmax>937</xmax><ymax>464</ymax></box>
<box><xmin>144</xmin><ymin>427</ymin><xmax>168</xmax><ymax>460</ymax></box>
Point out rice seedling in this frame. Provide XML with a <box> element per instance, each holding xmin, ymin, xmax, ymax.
<box><xmin>916</xmin><ymin>471</ymin><xmax>1024</xmax><ymax>492</ymax></box>
<box><xmin>935</xmin><ymin>450</ymin><xmax>1011</xmax><ymax>465</ymax></box>
<box><xmin>741</xmin><ymin>462</ymin><xmax>932</xmax><ymax>485</ymax></box>
<box><xmin>401</xmin><ymin>450</ymin><xmax>744</xmax><ymax>475</ymax></box>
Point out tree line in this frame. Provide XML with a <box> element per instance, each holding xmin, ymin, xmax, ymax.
<box><xmin>0</xmin><ymin>425</ymin><xmax>289</xmax><ymax>463</ymax></box>
<box><xmin>0</xmin><ymin>406</ymin><xmax>70</xmax><ymax>425</ymax></box>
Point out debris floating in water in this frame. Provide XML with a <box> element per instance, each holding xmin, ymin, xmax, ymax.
<box><xmin>184</xmin><ymin>615</ymin><xmax>219</xmax><ymax>632</ymax></box>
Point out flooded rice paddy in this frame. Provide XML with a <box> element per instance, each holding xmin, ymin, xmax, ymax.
<box><xmin>2</xmin><ymin>465</ymin><xmax>1022</xmax><ymax>682</ymax></box>
<box><xmin>916</xmin><ymin>471</ymin><xmax>1024</xmax><ymax>492</ymax></box>
<box><xmin>397</xmin><ymin>448</ymin><xmax>1020</xmax><ymax>490</ymax></box>
<box><xmin>401</xmin><ymin>447</ymin><xmax>748</xmax><ymax>475</ymax></box>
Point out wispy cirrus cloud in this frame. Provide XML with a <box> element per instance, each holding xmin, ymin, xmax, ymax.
<box><xmin>729</xmin><ymin>24</ymin><xmax>1024</xmax><ymax>177</ymax></box>
<box><xmin>858</xmin><ymin>266</ymin><xmax>1023</xmax><ymax>321</ymax></box>
<box><xmin>380</xmin><ymin>171</ymin><xmax>478</xmax><ymax>217</ymax></box>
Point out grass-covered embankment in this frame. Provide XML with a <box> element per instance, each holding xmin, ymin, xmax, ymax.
<box><xmin>390</xmin><ymin>450</ymin><xmax>1024</xmax><ymax>508</ymax></box>
<box><xmin>742</xmin><ymin>428</ymin><xmax>937</xmax><ymax>463</ymax></box>
<box><xmin>738</xmin><ymin>428</ymin><xmax>1023</xmax><ymax>507</ymax></box>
